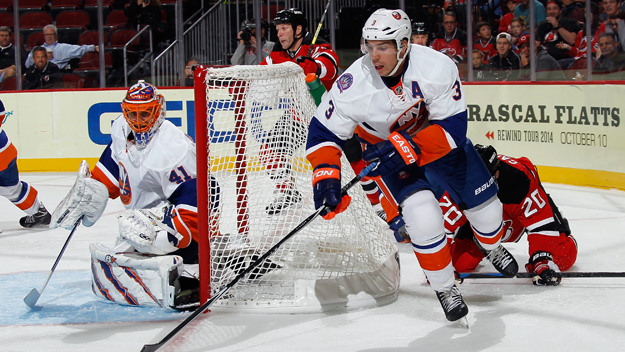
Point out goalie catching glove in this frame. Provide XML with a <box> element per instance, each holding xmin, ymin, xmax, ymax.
<box><xmin>50</xmin><ymin>160</ymin><xmax>108</xmax><ymax>229</ymax></box>
<box><xmin>118</xmin><ymin>205</ymin><xmax>181</xmax><ymax>255</ymax></box>
<box><xmin>312</xmin><ymin>164</ymin><xmax>351</xmax><ymax>220</ymax></box>
<box><xmin>525</xmin><ymin>251</ymin><xmax>562</xmax><ymax>286</ymax></box>
<box><xmin>362</xmin><ymin>130</ymin><xmax>421</xmax><ymax>177</ymax></box>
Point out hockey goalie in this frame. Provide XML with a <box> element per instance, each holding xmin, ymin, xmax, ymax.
<box><xmin>50</xmin><ymin>81</ymin><xmax>213</xmax><ymax>311</ymax></box>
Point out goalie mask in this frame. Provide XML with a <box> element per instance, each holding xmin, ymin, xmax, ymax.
<box><xmin>122</xmin><ymin>81</ymin><xmax>166</xmax><ymax>148</ymax></box>
<box><xmin>362</xmin><ymin>9</ymin><xmax>412</xmax><ymax>77</ymax></box>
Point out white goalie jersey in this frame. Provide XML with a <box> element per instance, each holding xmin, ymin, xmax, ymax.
<box><xmin>92</xmin><ymin>116</ymin><xmax>197</xmax><ymax>210</ymax></box>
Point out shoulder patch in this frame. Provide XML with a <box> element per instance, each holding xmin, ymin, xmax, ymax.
<box><xmin>337</xmin><ymin>73</ymin><xmax>353</xmax><ymax>93</ymax></box>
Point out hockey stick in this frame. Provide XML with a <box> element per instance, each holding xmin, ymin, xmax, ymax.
<box><xmin>23</xmin><ymin>216</ymin><xmax>83</xmax><ymax>308</ymax></box>
<box><xmin>140</xmin><ymin>161</ymin><xmax>379</xmax><ymax>352</ymax></box>
<box><xmin>306</xmin><ymin>0</ymin><xmax>333</xmax><ymax>57</ymax></box>
<box><xmin>459</xmin><ymin>272</ymin><xmax>625</xmax><ymax>279</ymax></box>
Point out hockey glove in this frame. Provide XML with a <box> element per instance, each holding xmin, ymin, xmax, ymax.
<box><xmin>361</xmin><ymin>130</ymin><xmax>421</xmax><ymax>177</ymax></box>
<box><xmin>296</xmin><ymin>56</ymin><xmax>321</xmax><ymax>76</ymax></box>
<box><xmin>312</xmin><ymin>164</ymin><xmax>351</xmax><ymax>220</ymax></box>
<box><xmin>525</xmin><ymin>251</ymin><xmax>562</xmax><ymax>286</ymax></box>
<box><xmin>388</xmin><ymin>215</ymin><xmax>410</xmax><ymax>243</ymax></box>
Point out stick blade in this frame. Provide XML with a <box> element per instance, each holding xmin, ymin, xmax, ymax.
<box><xmin>23</xmin><ymin>288</ymin><xmax>41</xmax><ymax>308</ymax></box>
<box><xmin>141</xmin><ymin>343</ymin><xmax>163</xmax><ymax>352</ymax></box>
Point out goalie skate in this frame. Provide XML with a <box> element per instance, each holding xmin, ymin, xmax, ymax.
<box><xmin>435</xmin><ymin>284</ymin><xmax>468</xmax><ymax>322</ymax></box>
<box><xmin>265</xmin><ymin>189</ymin><xmax>302</xmax><ymax>215</ymax></box>
<box><xmin>20</xmin><ymin>203</ymin><xmax>51</xmax><ymax>228</ymax></box>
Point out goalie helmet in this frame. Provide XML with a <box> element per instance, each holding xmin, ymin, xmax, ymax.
<box><xmin>121</xmin><ymin>80</ymin><xmax>166</xmax><ymax>148</ymax></box>
<box><xmin>475</xmin><ymin>144</ymin><xmax>499</xmax><ymax>176</ymax></box>
<box><xmin>362</xmin><ymin>9</ymin><xmax>412</xmax><ymax>76</ymax></box>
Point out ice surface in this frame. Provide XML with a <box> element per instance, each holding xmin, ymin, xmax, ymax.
<box><xmin>1</xmin><ymin>173</ymin><xmax>624</xmax><ymax>352</ymax></box>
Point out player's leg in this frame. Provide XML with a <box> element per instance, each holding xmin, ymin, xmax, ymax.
<box><xmin>0</xmin><ymin>156</ymin><xmax>50</xmax><ymax>228</ymax></box>
<box><xmin>261</xmin><ymin>113</ymin><xmax>307</xmax><ymax>214</ymax></box>
<box><xmin>427</xmin><ymin>139</ymin><xmax>518</xmax><ymax>277</ymax></box>
<box><xmin>449</xmin><ymin>222</ymin><xmax>485</xmax><ymax>272</ymax></box>
<box><xmin>378</xmin><ymin>164</ymin><xmax>467</xmax><ymax>321</ymax></box>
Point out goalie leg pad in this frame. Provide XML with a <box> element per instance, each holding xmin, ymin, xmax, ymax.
<box><xmin>89</xmin><ymin>243</ymin><xmax>183</xmax><ymax>308</ymax></box>
<box><xmin>51</xmin><ymin>160</ymin><xmax>109</xmax><ymax>229</ymax></box>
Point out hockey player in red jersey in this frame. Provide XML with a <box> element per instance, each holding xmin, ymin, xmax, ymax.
<box><xmin>261</xmin><ymin>8</ymin><xmax>339</xmax><ymax>90</ymax></box>
<box><xmin>259</xmin><ymin>8</ymin><xmax>340</xmax><ymax>215</ymax></box>
<box><xmin>306</xmin><ymin>9</ymin><xmax>518</xmax><ymax>323</ymax></box>
<box><xmin>441</xmin><ymin>144</ymin><xmax>578</xmax><ymax>286</ymax></box>
<box><xmin>0</xmin><ymin>99</ymin><xmax>51</xmax><ymax>229</ymax></box>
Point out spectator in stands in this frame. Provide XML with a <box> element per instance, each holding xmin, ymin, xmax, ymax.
<box><xmin>124</xmin><ymin>0</ymin><xmax>164</xmax><ymax>47</ymax></box>
<box><xmin>593</xmin><ymin>32</ymin><xmax>625</xmax><ymax>76</ymax></box>
<box><xmin>536</xmin><ymin>0</ymin><xmax>580</xmax><ymax>67</ymax></box>
<box><xmin>471</xmin><ymin>49</ymin><xmax>491</xmax><ymax>81</ymax></box>
<box><xmin>488</xmin><ymin>32</ymin><xmax>521</xmax><ymax>80</ymax></box>
<box><xmin>518</xmin><ymin>34</ymin><xmax>566</xmax><ymax>80</ymax></box>
<box><xmin>603</xmin><ymin>11</ymin><xmax>625</xmax><ymax>49</ymax></box>
<box><xmin>509</xmin><ymin>17</ymin><xmax>529</xmax><ymax>50</ymax></box>
<box><xmin>176</xmin><ymin>58</ymin><xmax>198</xmax><ymax>86</ymax></box>
<box><xmin>562</xmin><ymin>0</ymin><xmax>588</xmax><ymax>23</ymax></box>
<box><xmin>430</xmin><ymin>11</ymin><xmax>467</xmax><ymax>63</ymax></box>
<box><xmin>23</xmin><ymin>46</ymin><xmax>63</xmax><ymax>90</ymax></box>
<box><xmin>0</xmin><ymin>26</ymin><xmax>18</xmax><ymax>83</ymax></box>
<box><xmin>25</xmin><ymin>25</ymin><xmax>99</xmax><ymax>72</ymax></box>
<box><xmin>514</xmin><ymin>0</ymin><xmax>546</xmax><ymax>29</ymax></box>
<box><xmin>411</xmin><ymin>21</ymin><xmax>430</xmax><ymax>46</ymax></box>
<box><xmin>474</xmin><ymin>22</ymin><xmax>497</xmax><ymax>62</ymax></box>
<box><xmin>600</xmin><ymin>0</ymin><xmax>622</xmax><ymax>22</ymax></box>
<box><xmin>231</xmin><ymin>19</ymin><xmax>275</xmax><ymax>65</ymax></box>
<box><xmin>499</xmin><ymin>0</ymin><xmax>520</xmax><ymax>33</ymax></box>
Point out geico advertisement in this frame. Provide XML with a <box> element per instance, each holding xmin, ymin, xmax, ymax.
<box><xmin>464</xmin><ymin>84</ymin><xmax>625</xmax><ymax>174</ymax></box>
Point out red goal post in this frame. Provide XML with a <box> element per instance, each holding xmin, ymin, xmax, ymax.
<box><xmin>194</xmin><ymin>62</ymin><xmax>400</xmax><ymax>313</ymax></box>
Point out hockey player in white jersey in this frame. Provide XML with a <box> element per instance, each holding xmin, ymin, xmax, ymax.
<box><xmin>50</xmin><ymin>81</ymin><xmax>210</xmax><ymax>310</ymax></box>
<box><xmin>306</xmin><ymin>9</ymin><xmax>518</xmax><ymax>322</ymax></box>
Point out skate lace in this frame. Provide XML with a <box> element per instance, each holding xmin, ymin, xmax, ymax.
<box><xmin>437</xmin><ymin>286</ymin><xmax>463</xmax><ymax>312</ymax></box>
<box><xmin>488</xmin><ymin>246</ymin><xmax>514</xmax><ymax>269</ymax></box>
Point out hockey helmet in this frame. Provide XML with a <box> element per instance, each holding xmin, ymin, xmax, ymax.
<box><xmin>475</xmin><ymin>144</ymin><xmax>500</xmax><ymax>176</ymax></box>
<box><xmin>362</xmin><ymin>9</ymin><xmax>412</xmax><ymax>76</ymax></box>
<box><xmin>274</xmin><ymin>8</ymin><xmax>308</xmax><ymax>31</ymax></box>
<box><xmin>412</xmin><ymin>21</ymin><xmax>429</xmax><ymax>35</ymax></box>
<box><xmin>121</xmin><ymin>80</ymin><xmax>166</xmax><ymax>148</ymax></box>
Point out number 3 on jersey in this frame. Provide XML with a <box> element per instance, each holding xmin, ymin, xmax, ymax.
<box><xmin>169</xmin><ymin>166</ymin><xmax>192</xmax><ymax>184</ymax></box>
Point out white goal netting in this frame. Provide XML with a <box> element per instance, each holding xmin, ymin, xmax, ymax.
<box><xmin>197</xmin><ymin>62</ymin><xmax>399</xmax><ymax>313</ymax></box>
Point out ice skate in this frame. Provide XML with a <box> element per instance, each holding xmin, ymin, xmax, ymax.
<box><xmin>265</xmin><ymin>189</ymin><xmax>302</xmax><ymax>215</ymax></box>
<box><xmin>20</xmin><ymin>203</ymin><xmax>51</xmax><ymax>228</ymax></box>
<box><xmin>474</xmin><ymin>238</ymin><xmax>519</xmax><ymax>278</ymax></box>
<box><xmin>435</xmin><ymin>284</ymin><xmax>469</xmax><ymax>323</ymax></box>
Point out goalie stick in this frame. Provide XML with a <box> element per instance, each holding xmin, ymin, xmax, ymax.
<box><xmin>23</xmin><ymin>216</ymin><xmax>83</xmax><ymax>308</ymax></box>
<box><xmin>458</xmin><ymin>272</ymin><xmax>625</xmax><ymax>279</ymax></box>
<box><xmin>140</xmin><ymin>161</ymin><xmax>379</xmax><ymax>352</ymax></box>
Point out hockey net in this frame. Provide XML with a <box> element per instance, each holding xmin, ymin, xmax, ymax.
<box><xmin>194</xmin><ymin>62</ymin><xmax>399</xmax><ymax>313</ymax></box>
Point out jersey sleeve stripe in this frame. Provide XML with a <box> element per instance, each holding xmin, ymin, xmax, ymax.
<box><xmin>526</xmin><ymin>217</ymin><xmax>555</xmax><ymax>232</ymax></box>
<box><xmin>0</xmin><ymin>133</ymin><xmax>17</xmax><ymax>171</ymax></box>
<box><xmin>306</xmin><ymin>145</ymin><xmax>342</xmax><ymax>170</ymax></box>
<box><xmin>429</xmin><ymin>110</ymin><xmax>467</xmax><ymax>147</ymax></box>
<box><xmin>172</xmin><ymin>206</ymin><xmax>196</xmax><ymax>248</ymax></box>
<box><xmin>92</xmin><ymin>163</ymin><xmax>120</xmax><ymax>199</ymax></box>
<box><xmin>412</xmin><ymin>124</ymin><xmax>454</xmax><ymax>165</ymax></box>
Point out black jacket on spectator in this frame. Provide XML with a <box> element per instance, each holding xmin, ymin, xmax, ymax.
<box><xmin>124</xmin><ymin>1</ymin><xmax>163</xmax><ymax>40</ymax></box>
<box><xmin>23</xmin><ymin>62</ymin><xmax>63</xmax><ymax>90</ymax></box>
<box><xmin>488</xmin><ymin>51</ymin><xmax>521</xmax><ymax>81</ymax></box>
<box><xmin>0</xmin><ymin>44</ymin><xmax>17</xmax><ymax>70</ymax></box>
<box><xmin>518</xmin><ymin>46</ymin><xmax>566</xmax><ymax>81</ymax></box>
<box><xmin>537</xmin><ymin>17</ymin><xmax>580</xmax><ymax>61</ymax></box>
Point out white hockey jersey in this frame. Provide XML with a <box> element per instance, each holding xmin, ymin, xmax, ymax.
<box><xmin>306</xmin><ymin>44</ymin><xmax>468</xmax><ymax>168</ymax></box>
<box><xmin>92</xmin><ymin>116</ymin><xmax>197</xmax><ymax>210</ymax></box>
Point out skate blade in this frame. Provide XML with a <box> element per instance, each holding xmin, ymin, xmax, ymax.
<box><xmin>453</xmin><ymin>316</ymin><xmax>470</xmax><ymax>329</ymax></box>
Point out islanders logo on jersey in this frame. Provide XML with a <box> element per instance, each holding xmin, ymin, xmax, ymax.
<box><xmin>390</xmin><ymin>101</ymin><xmax>428</xmax><ymax>135</ymax></box>
<box><xmin>118</xmin><ymin>162</ymin><xmax>132</xmax><ymax>205</ymax></box>
<box><xmin>337</xmin><ymin>73</ymin><xmax>353</xmax><ymax>93</ymax></box>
